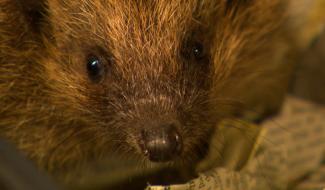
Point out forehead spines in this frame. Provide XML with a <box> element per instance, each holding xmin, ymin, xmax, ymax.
<box><xmin>48</xmin><ymin>0</ymin><xmax>221</xmax><ymax>74</ymax></box>
<box><xmin>49</xmin><ymin>0</ymin><xmax>203</xmax><ymax>36</ymax></box>
<box><xmin>99</xmin><ymin>1</ymin><xmax>195</xmax><ymax>72</ymax></box>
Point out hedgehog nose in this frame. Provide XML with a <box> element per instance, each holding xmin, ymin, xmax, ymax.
<box><xmin>141</xmin><ymin>123</ymin><xmax>182</xmax><ymax>162</ymax></box>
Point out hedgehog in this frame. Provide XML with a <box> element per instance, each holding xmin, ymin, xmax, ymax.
<box><xmin>0</xmin><ymin>0</ymin><xmax>323</xmax><ymax>187</ymax></box>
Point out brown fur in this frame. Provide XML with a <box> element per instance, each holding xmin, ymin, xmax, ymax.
<box><xmin>0</xmin><ymin>0</ymin><xmax>314</xmax><ymax>183</ymax></box>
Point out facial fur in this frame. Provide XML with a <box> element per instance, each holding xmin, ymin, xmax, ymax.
<box><xmin>0</xmin><ymin>0</ymin><xmax>292</xmax><ymax>178</ymax></box>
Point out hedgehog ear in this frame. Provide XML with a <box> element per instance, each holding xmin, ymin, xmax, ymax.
<box><xmin>287</xmin><ymin>0</ymin><xmax>325</xmax><ymax>49</ymax></box>
<box><xmin>16</xmin><ymin>0</ymin><xmax>47</xmax><ymax>32</ymax></box>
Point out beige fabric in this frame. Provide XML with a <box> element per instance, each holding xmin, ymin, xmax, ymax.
<box><xmin>147</xmin><ymin>96</ymin><xmax>325</xmax><ymax>190</ymax></box>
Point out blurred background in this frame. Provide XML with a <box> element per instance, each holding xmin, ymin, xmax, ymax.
<box><xmin>291</xmin><ymin>30</ymin><xmax>325</xmax><ymax>104</ymax></box>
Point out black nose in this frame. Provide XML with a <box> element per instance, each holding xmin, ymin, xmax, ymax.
<box><xmin>141</xmin><ymin>123</ymin><xmax>182</xmax><ymax>162</ymax></box>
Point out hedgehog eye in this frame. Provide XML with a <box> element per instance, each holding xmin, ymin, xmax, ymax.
<box><xmin>181</xmin><ymin>41</ymin><xmax>207</xmax><ymax>62</ymax></box>
<box><xmin>86</xmin><ymin>55</ymin><xmax>105</xmax><ymax>82</ymax></box>
<box><xmin>192</xmin><ymin>42</ymin><xmax>204</xmax><ymax>60</ymax></box>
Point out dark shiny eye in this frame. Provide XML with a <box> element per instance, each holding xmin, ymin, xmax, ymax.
<box><xmin>86</xmin><ymin>55</ymin><xmax>105</xmax><ymax>82</ymax></box>
<box><xmin>192</xmin><ymin>42</ymin><xmax>205</xmax><ymax>60</ymax></box>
